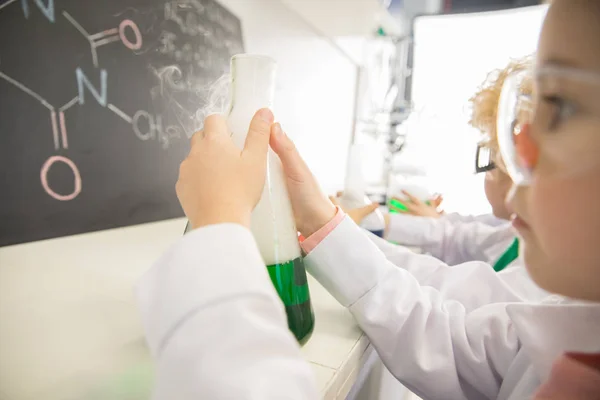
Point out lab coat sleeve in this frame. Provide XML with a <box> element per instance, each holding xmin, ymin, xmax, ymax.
<box><xmin>364</xmin><ymin>231</ymin><xmax>526</xmax><ymax>310</ymax></box>
<box><xmin>386</xmin><ymin>213</ymin><xmax>507</xmax><ymax>265</ymax></box>
<box><xmin>136</xmin><ymin>224</ymin><xmax>318</xmax><ymax>400</ymax></box>
<box><xmin>443</xmin><ymin>213</ymin><xmax>505</xmax><ymax>227</ymax></box>
<box><xmin>304</xmin><ymin>217</ymin><xmax>520</xmax><ymax>400</ymax></box>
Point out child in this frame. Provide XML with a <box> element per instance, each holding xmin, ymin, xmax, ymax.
<box><xmin>138</xmin><ymin>0</ymin><xmax>600</xmax><ymax>398</ymax></box>
<box><xmin>281</xmin><ymin>1</ymin><xmax>600</xmax><ymax>397</ymax></box>
<box><xmin>383</xmin><ymin>58</ymin><xmax>533</xmax><ymax>268</ymax></box>
<box><xmin>337</xmin><ymin>61</ymin><xmax>546</xmax><ymax>304</ymax></box>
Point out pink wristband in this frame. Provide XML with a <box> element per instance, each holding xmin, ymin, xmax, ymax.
<box><xmin>300</xmin><ymin>206</ymin><xmax>346</xmax><ymax>254</ymax></box>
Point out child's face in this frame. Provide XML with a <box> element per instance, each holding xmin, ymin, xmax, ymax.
<box><xmin>508</xmin><ymin>0</ymin><xmax>600</xmax><ymax>301</ymax></box>
<box><xmin>484</xmin><ymin>155</ymin><xmax>512</xmax><ymax>220</ymax></box>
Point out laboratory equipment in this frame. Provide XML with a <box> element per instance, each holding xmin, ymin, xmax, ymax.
<box><xmin>354</xmin><ymin>33</ymin><xmax>412</xmax><ymax>205</ymax></box>
<box><xmin>223</xmin><ymin>54</ymin><xmax>315</xmax><ymax>344</ymax></box>
<box><xmin>339</xmin><ymin>144</ymin><xmax>386</xmax><ymax>237</ymax></box>
<box><xmin>387</xmin><ymin>164</ymin><xmax>433</xmax><ymax>213</ymax></box>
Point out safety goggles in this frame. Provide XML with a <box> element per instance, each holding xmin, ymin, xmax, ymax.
<box><xmin>497</xmin><ymin>65</ymin><xmax>600</xmax><ymax>186</ymax></box>
<box><xmin>475</xmin><ymin>143</ymin><xmax>496</xmax><ymax>174</ymax></box>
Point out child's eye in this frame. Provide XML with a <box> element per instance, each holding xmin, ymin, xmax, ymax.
<box><xmin>541</xmin><ymin>95</ymin><xmax>577</xmax><ymax>130</ymax></box>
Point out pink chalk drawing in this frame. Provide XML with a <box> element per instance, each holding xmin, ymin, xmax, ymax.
<box><xmin>59</xmin><ymin>111</ymin><xmax>68</xmax><ymax>149</ymax></box>
<box><xmin>119</xmin><ymin>19</ymin><xmax>142</xmax><ymax>50</ymax></box>
<box><xmin>50</xmin><ymin>110</ymin><xmax>59</xmax><ymax>150</ymax></box>
<box><xmin>40</xmin><ymin>155</ymin><xmax>82</xmax><ymax>201</ymax></box>
<box><xmin>63</xmin><ymin>11</ymin><xmax>143</xmax><ymax>67</ymax></box>
<box><xmin>0</xmin><ymin>1</ymin><xmax>184</xmax><ymax>204</ymax></box>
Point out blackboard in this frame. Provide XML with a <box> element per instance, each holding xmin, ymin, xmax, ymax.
<box><xmin>0</xmin><ymin>0</ymin><xmax>244</xmax><ymax>247</ymax></box>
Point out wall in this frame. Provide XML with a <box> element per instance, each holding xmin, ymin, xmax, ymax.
<box><xmin>0</xmin><ymin>1</ymin><xmax>358</xmax><ymax>399</ymax></box>
<box><xmin>279</xmin><ymin>0</ymin><xmax>402</xmax><ymax>65</ymax></box>
<box><xmin>404</xmin><ymin>5</ymin><xmax>548</xmax><ymax>215</ymax></box>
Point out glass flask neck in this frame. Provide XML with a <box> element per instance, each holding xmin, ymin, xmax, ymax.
<box><xmin>229</xmin><ymin>55</ymin><xmax>277</xmax><ymax>113</ymax></box>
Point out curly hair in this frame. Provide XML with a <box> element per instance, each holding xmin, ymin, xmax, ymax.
<box><xmin>469</xmin><ymin>56</ymin><xmax>534</xmax><ymax>150</ymax></box>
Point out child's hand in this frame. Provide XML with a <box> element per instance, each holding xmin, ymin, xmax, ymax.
<box><xmin>329</xmin><ymin>194</ymin><xmax>379</xmax><ymax>225</ymax></box>
<box><xmin>177</xmin><ymin>109</ymin><xmax>274</xmax><ymax>230</ymax></box>
<box><xmin>269</xmin><ymin>126</ymin><xmax>337</xmax><ymax>237</ymax></box>
<box><xmin>393</xmin><ymin>191</ymin><xmax>444</xmax><ymax>218</ymax></box>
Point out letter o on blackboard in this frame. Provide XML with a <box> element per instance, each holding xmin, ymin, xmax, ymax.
<box><xmin>40</xmin><ymin>156</ymin><xmax>82</xmax><ymax>201</ymax></box>
<box><xmin>132</xmin><ymin>110</ymin><xmax>155</xmax><ymax>140</ymax></box>
<box><xmin>119</xmin><ymin>19</ymin><xmax>142</xmax><ymax>50</ymax></box>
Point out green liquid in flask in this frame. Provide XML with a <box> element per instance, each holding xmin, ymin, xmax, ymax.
<box><xmin>183</xmin><ymin>220</ymin><xmax>315</xmax><ymax>344</ymax></box>
<box><xmin>266</xmin><ymin>257</ymin><xmax>314</xmax><ymax>344</ymax></box>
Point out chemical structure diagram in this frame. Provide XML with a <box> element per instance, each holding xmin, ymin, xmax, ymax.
<box><xmin>0</xmin><ymin>0</ymin><xmax>184</xmax><ymax>202</ymax></box>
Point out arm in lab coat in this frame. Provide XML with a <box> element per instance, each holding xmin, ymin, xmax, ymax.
<box><xmin>443</xmin><ymin>212</ymin><xmax>506</xmax><ymax>227</ymax></box>
<box><xmin>305</xmin><ymin>217</ymin><xmax>521</xmax><ymax>400</ymax></box>
<box><xmin>136</xmin><ymin>224</ymin><xmax>318</xmax><ymax>400</ymax></box>
<box><xmin>386</xmin><ymin>213</ymin><xmax>512</xmax><ymax>265</ymax></box>
<box><xmin>364</xmin><ymin>230</ymin><xmax>527</xmax><ymax>310</ymax></box>
<box><xmin>368</xmin><ymin>229</ymin><xmax>550</xmax><ymax>302</ymax></box>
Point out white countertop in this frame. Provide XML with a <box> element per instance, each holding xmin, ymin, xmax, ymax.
<box><xmin>0</xmin><ymin>218</ymin><xmax>369</xmax><ymax>400</ymax></box>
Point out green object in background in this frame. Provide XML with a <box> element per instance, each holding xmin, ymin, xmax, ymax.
<box><xmin>388</xmin><ymin>198</ymin><xmax>431</xmax><ymax>214</ymax></box>
<box><xmin>493</xmin><ymin>238</ymin><xmax>520</xmax><ymax>272</ymax></box>
<box><xmin>389</xmin><ymin>198</ymin><xmax>409</xmax><ymax>213</ymax></box>
<box><xmin>88</xmin><ymin>362</ymin><xmax>155</xmax><ymax>400</ymax></box>
<box><xmin>266</xmin><ymin>257</ymin><xmax>315</xmax><ymax>345</ymax></box>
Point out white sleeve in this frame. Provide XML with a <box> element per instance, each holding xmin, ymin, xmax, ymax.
<box><xmin>136</xmin><ymin>224</ymin><xmax>318</xmax><ymax>400</ymax></box>
<box><xmin>442</xmin><ymin>213</ymin><xmax>505</xmax><ymax>227</ymax></box>
<box><xmin>305</xmin><ymin>217</ymin><xmax>520</xmax><ymax>400</ymax></box>
<box><xmin>364</xmin><ymin>231</ymin><xmax>526</xmax><ymax>310</ymax></box>
<box><xmin>387</xmin><ymin>213</ymin><xmax>509</xmax><ymax>265</ymax></box>
<box><xmin>442</xmin><ymin>212</ymin><xmax>478</xmax><ymax>223</ymax></box>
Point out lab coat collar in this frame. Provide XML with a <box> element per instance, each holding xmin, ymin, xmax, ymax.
<box><xmin>506</xmin><ymin>297</ymin><xmax>600</xmax><ymax>383</ymax></box>
<box><xmin>481</xmin><ymin>225</ymin><xmax>518</xmax><ymax>267</ymax></box>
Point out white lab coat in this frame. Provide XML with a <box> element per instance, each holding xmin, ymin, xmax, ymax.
<box><xmin>305</xmin><ymin>217</ymin><xmax>600</xmax><ymax>400</ymax></box>
<box><xmin>366</xmin><ymin>231</ymin><xmax>549</xmax><ymax>302</ymax></box>
<box><xmin>348</xmin><ymin>230</ymin><xmax>547</xmax><ymax>400</ymax></box>
<box><xmin>443</xmin><ymin>212</ymin><xmax>507</xmax><ymax>227</ymax></box>
<box><xmin>387</xmin><ymin>213</ymin><xmax>516</xmax><ymax>267</ymax></box>
<box><xmin>138</xmin><ymin>218</ymin><xmax>600</xmax><ymax>400</ymax></box>
<box><xmin>136</xmin><ymin>224</ymin><xmax>319</xmax><ymax>399</ymax></box>
<box><xmin>384</xmin><ymin>213</ymin><xmax>550</xmax><ymax>301</ymax></box>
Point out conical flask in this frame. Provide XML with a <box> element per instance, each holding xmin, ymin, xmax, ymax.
<box><xmin>187</xmin><ymin>54</ymin><xmax>314</xmax><ymax>344</ymax></box>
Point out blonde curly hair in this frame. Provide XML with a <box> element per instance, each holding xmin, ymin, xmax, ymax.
<box><xmin>469</xmin><ymin>56</ymin><xmax>534</xmax><ymax>150</ymax></box>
